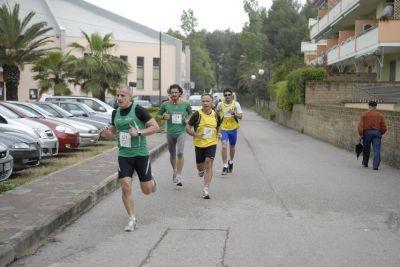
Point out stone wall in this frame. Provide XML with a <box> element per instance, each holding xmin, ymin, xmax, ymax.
<box><xmin>265</xmin><ymin>101</ymin><xmax>400</xmax><ymax>168</ymax></box>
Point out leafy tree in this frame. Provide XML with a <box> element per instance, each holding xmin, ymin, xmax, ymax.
<box><xmin>178</xmin><ymin>10</ymin><xmax>214</xmax><ymax>93</ymax></box>
<box><xmin>32</xmin><ymin>51</ymin><xmax>74</xmax><ymax>95</ymax></box>
<box><xmin>180</xmin><ymin>9</ymin><xmax>198</xmax><ymax>36</ymax></box>
<box><xmin>263</xmin><ymin>0</ymin><xmax>307</xmax><ymax>61</ymax></box>
<box><xmin>300</xmin><ymin>0</ymin><xmax>318</xmax><ymax>21</ymax></box>
<box><xmin>204</xmin><ymin>30</ymin><xmax>243</xmax><ymax>90</ymax></box>
<box><xmin>69</xmin><ymin>32</ymin><xmax>130</xmax><ymax>101</ymax></box>
<box><xmin>237</xmin><ymin>0</ymin><xmax>267</xmax><ymax>97</ymax></box>
<box><xmin>0</xmin><ymin>3</ymin><xmax>52</xmax><ymax>100</ymax></box>
<box><xmin>188</xmin><ymin>31</ymin><xmax>215</xmax><ymax>93</ymax></box>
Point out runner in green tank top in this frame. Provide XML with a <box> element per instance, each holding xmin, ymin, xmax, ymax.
<box><xmin>100</xmin><ymin>85</ymin><xmax>159</xmax><ymax>232</ymax></box>
<box><xmin>157</xmin><ymin>84</ymin><xmax>192</xmax><ymax>187</ymax></box>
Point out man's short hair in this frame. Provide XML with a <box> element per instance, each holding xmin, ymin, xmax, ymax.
<box><xmin>223</xmin><ymin>88</ymin><xmax>233</xmax><ymax>94</ymax></box>
<box><xmin>118</xmin><ymin>85</ymin><xmax>132</xmax><ymax>94</ymax></box>
<box><xmin>368</xmin><ymin>100</ymin><xmax>377</xmax><ymax>107</ymax></box>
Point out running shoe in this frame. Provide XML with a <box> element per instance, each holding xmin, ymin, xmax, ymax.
<box><xmin>124</xmin><ymin>218</ymin><xmax>137</xmax><ymax>232</ymax></box>
<box><xmin>175</xmin><ymin>175</ymin><xmax>183</xmax><ymax>187</ymax></box>
<box><xmin>228</xmin><ymin>161</ymin><xmax>233</xmax><ymax>173</ymax></box>
<box><xmin>221</xmin><ymin>166</ymin><xmax>228</xmax><ymax>175</ymax></box>
<box><xmin>203</xmin><ymin>187</ymin><xmax>210</xmax><ymax>199</ymax></box>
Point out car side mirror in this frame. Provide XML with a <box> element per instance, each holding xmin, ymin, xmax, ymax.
<box><xmin>98</xmin><ymin>106</ymin><xmax>106</xmax><ymax>112</ymax></box>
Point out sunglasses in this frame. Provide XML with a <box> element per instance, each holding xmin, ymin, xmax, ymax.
<box><xmin>224</xmin><ymin>94</ymin><xmax>232</xmax><ymax>97</ymax></box>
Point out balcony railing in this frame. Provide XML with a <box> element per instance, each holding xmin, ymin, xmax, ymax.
<box><xmin>326</xmin><ymin>21</ymin><xmax>400</xmax><ymax>65</ymax></box>
<box><xmin>310</xmin><ymin>0</ymin><xmax>359</xmax><ymax>39</ymax></box>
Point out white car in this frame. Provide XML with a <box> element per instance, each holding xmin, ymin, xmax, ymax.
<box><xmin>188</xmin><ymin>95</ymin><xmax>202</xmax><ymax>112</ymax></box>
<box><xmin>9</xmin><ymin>102</ymin><xmax>100</xmax><ymax>147</ymax></box>
<box><xmin>39</xmin><ymin>95</ymin><xmax>114</xmax><ymax>116</ymax></box>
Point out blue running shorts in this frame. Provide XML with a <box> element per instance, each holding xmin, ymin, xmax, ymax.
<box><xmin>221</xmin><ymin>129</ymin><xmax>238</xmax><ymax>145</ymax></box>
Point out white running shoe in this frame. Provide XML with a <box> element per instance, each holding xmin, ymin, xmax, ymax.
<box><xmin>175</xmin><ymin>175</ymin><xmax>183</xmax><ymax>187</ymax></box>
<box><xmin>124</xmin><ymin>218</ymin><xmax>137</xmax><ymax>232</ymax></box>
<box><xmin>203</xmin><ymin>187</ymin><xmax>210</xmax><ymax>199</ymax></box>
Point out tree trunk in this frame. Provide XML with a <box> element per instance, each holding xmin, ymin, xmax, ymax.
<box><xmin>3</xmin><ymin>64</ymin><xmax>20</xmax><ymax>101</ymax></box>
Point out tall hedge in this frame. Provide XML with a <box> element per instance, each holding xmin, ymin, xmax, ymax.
<box><xmin>285</xmin><ymin>67</ymin><xmax>326</xmax><ymax>110</ymax></box>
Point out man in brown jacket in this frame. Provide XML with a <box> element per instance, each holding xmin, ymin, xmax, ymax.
<box><xmin>357</xmin><ymin>101</ymin><xmax>387</xmax><ymax>170</ymax></box>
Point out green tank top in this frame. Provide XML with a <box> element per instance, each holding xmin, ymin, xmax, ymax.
<box><xmin>115</xmin><ymin>104</ymin><xmax>148</xmax><ymax>157</ymax></box>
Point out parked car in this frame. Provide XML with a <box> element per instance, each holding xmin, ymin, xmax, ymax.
<box><xmin>0</xmin><ymin>142</ymin><xmax>13</xmax><ymax>182</ymax></box>
<box><xmin>39</xmin><ymin>95</ymin><xmax>114</xmax><ymax>115</ymax></box>
<box><xmin>0</xmin><ymin>105</ymin><xmax>58</xmax><ymax>157</ymax></box>
<box><xmin>0</xmin><ymin>102</ymin><xmax>79</xmax><ymax>152</ymax></box>
<box><xmin>34</xmin><ymin>102</ymin><xmax>108</xmax><ymax>130</ymax></box>
<box><xmin>10</xmin><ymin>102</ymin><xmax>100</xmax><ymax>147</ymax></box>
<box><xmin>52</xmin><ymin>101</ymin><xmax>111</xmax><ymax>124</ymax></box>
<box><xmin>188</xmin><ymin>94</ymin><xmax>202</xmax><ymax>112</ymax></box>
<box><xmin>134</xmin><ymin>99</ymin><xmax>153</xmax><ymax>109</ymax></box>
<box><xmin>0</xmin><ymin>129</ymin><xmax>41</xmax><ymax>171</ymax></box>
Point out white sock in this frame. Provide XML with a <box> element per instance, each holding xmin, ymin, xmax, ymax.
<box><xmin>224</xmin><ymin>164</ymin><xmax>228</xmax><ymax>168</ymax></box>
<box><xmin>229</xmin><ymin>160</ymin><xmax>233</xmax><ymax>164</ymax></box>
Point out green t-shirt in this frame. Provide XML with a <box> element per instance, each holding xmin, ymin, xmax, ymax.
<box><xmin>157</xmin><ymin>101</ymin><xmax>192</xmax><ymax>135</ymax></box>
<box><xmin>115</xmin><ymin>104</ymin><xmax>148</xmax><ymax>157</ymax></box>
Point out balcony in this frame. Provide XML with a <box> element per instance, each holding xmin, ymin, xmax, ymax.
<box><xmin>309</xmin><ymin>0</ymin><xmax>380</xmax><ymax>40</ymax></box>
<box><xmin>326</xmin><ymin>20</ymin><xmax>400</xmax><ymax>65</ymax></box>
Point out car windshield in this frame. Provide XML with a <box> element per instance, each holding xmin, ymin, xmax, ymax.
<box><xmin>40</xmin><ymin>103</ymin><xmax>74</xmax><ymax>117</ymax></box>
<box><xmin>0</xmin><ymin>105</ymin><xmax>21</xmax><ymax>119</ymax></box>
<box><xmin>7</xmin><ymin>104</ymin><xmax>40</xmax><ymax>118</ymax></box>
<box><xmin>189</xmin><ymin>99</ymin><xmax>201</xmax><ymax>106</ymax></box>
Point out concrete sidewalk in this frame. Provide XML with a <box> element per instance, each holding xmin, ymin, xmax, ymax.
<box><xmin>0</xmin><ymin>133</ymin><xmax>167</xmax><ymax>267</ymax></box>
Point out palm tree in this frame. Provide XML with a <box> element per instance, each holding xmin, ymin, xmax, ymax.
<box><xmin>0</xmin><ymin>3</ymin><xmax>52</xmax><ymax>100</ymax></box>
<box><xmin>69</xmin><ymin>32</ymin><xmax>130</xmax><ymax>101</ymax></box>
<box><xmin>32</xmin><ymin>51</ymin><xmax>74</xmax><ymax>96</ymax></box>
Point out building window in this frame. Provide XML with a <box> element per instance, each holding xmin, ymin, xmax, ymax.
<box><xmin>120</xmin><ymin>56</ymin><xmax>128</xmax><ymax>84</ymax></box>
<box><xmin>29</xmin><ymin>88</ymin><xmax>38</xmax><ymax>100</ymax></box>
<box><xmin>137</xmin><ymin>57</ymin><xmax>144</xmax><ymax>90</ymax></box>
<box><xmin>153</xmin><ymin>57</ymin><xmax>160</xmax><ymax>90</ymax></box>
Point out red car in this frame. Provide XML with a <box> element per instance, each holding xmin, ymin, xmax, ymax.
<box><xmin>0</xmin><ymin>102</ymin><xmax>79</xmax><ymax>152</ymax></box>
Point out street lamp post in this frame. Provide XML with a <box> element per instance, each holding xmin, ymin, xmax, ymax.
<box><xmin>251</xmin><ymin>69</ymin><xmax>264</xmax><ymax>107</ymax></box>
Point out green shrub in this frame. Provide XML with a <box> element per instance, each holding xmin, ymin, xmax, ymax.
<box><xmin>286</xmin><ymin>67</ymin><xmax>326</xmax><ymax>109</ymax></box>
<box><xmin>276</xmin><ymin>81</ymin><xmax>291</xmax><ymax>112</ymax></box>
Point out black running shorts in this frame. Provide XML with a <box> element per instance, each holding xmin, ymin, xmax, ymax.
<box><xmin>118</xmin><ymin>155</ymin><xmax>152</xmax><ymax>182</ymax></box>
<box><xmin>194</xmin><ymin>145</ymin><xmax>217</xmax><ymax>164</ymax></box>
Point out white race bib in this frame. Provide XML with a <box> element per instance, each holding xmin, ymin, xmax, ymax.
<box><xmin>119</xmin><ymin>132</ymin><xmax>131</xmax><ymax>148</ymax></box>
<box><xmin>224</xmin><ymin>110</ymin><xmax>232</xmax><ymax>118</ymax></box>
<box><xmin>172</xmin><ymin>113</ymin><xmax>182</xmax><ymax>124</ymax></box>
<box><xmin>203</xmin><ymin>127</ymin><xmax>213</xmax><ymax>139</ymax></box>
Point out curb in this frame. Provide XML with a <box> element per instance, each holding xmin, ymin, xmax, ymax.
<box><xmin>0</xmin><ymin>141</ymin><xmax>167</xmax><ymax>267</ymax></box>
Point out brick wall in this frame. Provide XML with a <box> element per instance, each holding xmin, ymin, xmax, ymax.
<box><xmin>304</xmin><ymin>80</ymin><xmax>392</xmax><ymax>105</ymax></box>
<box><xmin>267</xmin><ymin>101</ymin><xmax>400</xmax><ymax>168</ymax></box>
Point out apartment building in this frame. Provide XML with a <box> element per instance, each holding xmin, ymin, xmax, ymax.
<box><xmin>0</xmin><ymin>0</ymin><xmax>190</xmax><ymax>101</ymax></box>
<box><xmin>303</xmin><ymin>0</ymin><xmax>400</xmax><ymax>81</ymax></box>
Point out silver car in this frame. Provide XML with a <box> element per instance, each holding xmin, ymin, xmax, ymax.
<box><xmin>9</xmin><ymin>102</ymin><xmax>100</xmax><ymax>147</ymax></box>
<box><xmin>0</xmin><ymin>105</ymin><xmax>58</xmax><ymax>157</ymax></box>
<box><xmin>0</xmin><ymin>142</ymin><xmax>13</xmax><ymax>182</ymax></box>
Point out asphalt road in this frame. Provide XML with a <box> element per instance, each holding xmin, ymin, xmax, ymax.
<box><xmin>11</xmin><ymin>109</ymin><xmax>400</xmax><ymax>267</ymax></box>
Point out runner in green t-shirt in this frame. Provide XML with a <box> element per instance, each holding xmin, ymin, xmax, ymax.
<box><xmin>100</xmin><ymin>85</ymin><xmax>159</xmax><ymax>232</ymax></box>
<box><xmin>157</xmin><ymin>84</ymin><xmax>192</xmax><ymax>187</ymax></box>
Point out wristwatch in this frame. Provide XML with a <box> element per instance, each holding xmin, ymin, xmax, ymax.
<box><xmin>137</xmin><ymin>131</ymin><xmax>142</xmax><ymax>136</ymax></box>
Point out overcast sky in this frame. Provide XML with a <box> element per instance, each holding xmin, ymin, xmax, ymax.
<box><xmin>85</xmin><ymin>0</ymin><xmax>281</xmax><ymax>33</ymax></box>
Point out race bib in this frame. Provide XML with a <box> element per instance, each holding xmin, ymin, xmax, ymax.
<box><xmin>172</xmin><ymin>113</ymin><xmax>182</xmax><ymax>124</ymax></box>
<box><xmin>203</xmin><ymin>127</ymin><xmax>213</xmax><ymax>139</ymax></box>
<box><xmin>119</xmin><ymin>132</ymin><xmax>131</xmax><ymax>148</ymax></box>
<box><xmin>224</xmin><ymin>110</ymin><xmax>232</xmax><ymax>118</ymax></box>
